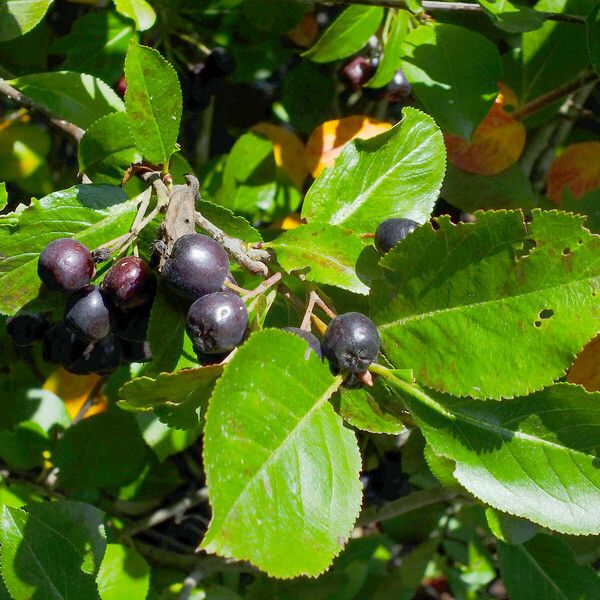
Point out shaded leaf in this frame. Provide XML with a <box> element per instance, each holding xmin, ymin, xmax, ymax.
<box><xmin>479</xmin><ymin>0</ymin><xmax>545</xmax><ymax>32</ymax></box>
<box><xmin>303</xmin><ymin>6</ymin><xmax>384</xmax><ymax>63</ymax></box>
<box><xmin>485</xmin><ymin>508</ymin><xmax>538</xmax><ymax>544</ymax></box>
<box><xmin>96</xmin><ymin>544</ymin><xmax>150</xmax><ymax>600</ymax></box>
<box><xmin>197</xmin><ymin>200</ymin><xmax>262</xmax><ymax>242</ymax></box>
<box><xmin>367</xmin><ymin>11</ymin><xmax>409</xmax><ymax>88</ymax></box>
<box><xmin>372</xmin><ymin>210</ymin><xmax>600</xmax><ymax>399</ymax></box>
<box><xmin>0</xmin><ymin>0</ymin><xmax>53</xmax><ymax>42</ymax></box>
<box><xmin>201</xmin><ymin>330</ymin><xmax>362</xmax><ymax>577</ymax></box>
<box><xmin>588</xmin><ymin>2</ymin><xmax>600</xmax><ymax>75</ymax></box>
<box><xmin>113</xmin><ymin>0</ymin><xmax>155</xmax><ymax>31</ymax></box>
<box><xmin>303</xmin><ymin>108</ymin><xmax>445</xmax><ymax>233</ymax></box>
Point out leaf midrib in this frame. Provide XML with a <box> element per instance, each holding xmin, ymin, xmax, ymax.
<box><xmin>514</xmin><ymin>544</ymin><xmax>569</xmax><ymax>600</ymax></box>
<box><xmin>205</xmin><ymin>375</ymin><xmax>342</xmax><ymax>542</ymax></box>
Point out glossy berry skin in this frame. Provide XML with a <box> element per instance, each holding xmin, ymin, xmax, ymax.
<box><xmin>101</xmin><ymin>256</ymin><xmax>156</xmax><ymax>310</ymax></box>
<box><xmin>64</xmin><ymin>285</ymin><xmax>112</xmax><ymax>342</ymax></box>
<box><xmin>38</xmin><ymin>238</ymin><xmax>95</xmax><ymax>293</ymax></box>
<box><xmin>322</xmin><ymin>312</ymin><xmax>380</xmax><ymax>374</ymax></box>
<box><xmin>187</xmin><ymin>292</ymin><xmax>248</xmax><ymax>354</ymax></box>
<box><xmin>340</xmin><ymin>56</ymin><xmax>374</xmax><ymax>90</ymax></box>
<box><xmin>383</xmin><ymin>68</ymin><xmax>412</xmax><ymax>103</ymax></box>
<box><xmin>374</xmin><ymin>218</ymin><xmax>419</xmax><ymax>253</ymax></box>
<box><xmin>6</xmin><ymin>313</ymin><xmax>49</xmax><ymax>346</ymax></box>
<box><xmin>204</xmin><ymin>48</ymin><xmax>236</xmax><ymax>78</ymax></box>
<box><xmin>69</xmin><ymin>334</ymin><xmax>122</xmax><ymax>375</ymax></box>
<box><xmin>282</xmin><ymin>327</ymin><xmax>323</xmax><ymax>359</ymax></box>
<box><xmin>42</xmin><ymin>322</ymin><xmax>85</xmax><ymax>366</ymax></box>
<box><xmin>163</xmin><ymin>234</ymin><xmax>230</xmax><ymax>302</ymax></box>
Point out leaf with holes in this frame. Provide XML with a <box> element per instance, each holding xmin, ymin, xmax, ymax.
<box><xmin>269</xmin><ymin>223</ymin><xmax>370</xmax><ymax>295</ymax></box>
<box><xmin>119</xmin><ymin>366</ymin><xmax>223</xmax><ymax>429</ymax></box>
<box><xmin>124</xmin><ymin>41</ymin><xmax>182</xmax><ymax>166</ymax></box>
<box><xmin>302</xmin><ymin>108</ymin><xmax>445</xmax><ymax>233</ymax></box>
<box><xmin>393</xmin><ymin>381</ymin><xmax>600</xmax><ymax>535</ymax></box>
<box><xmin>201</xmin><ymin>330</ymin><xmax>362</xmax><ymax>577</ymax></box>
<box><xmin>371</xmin><ymin>210</ymin><xmax>600</xmax><ymax>399</ymax></box>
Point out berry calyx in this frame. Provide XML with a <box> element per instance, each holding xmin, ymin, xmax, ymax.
<box><xmin>6</xmin><ymin>313</ymin><xmax>49</xmax><ymax>346</ymax></box>
<box><xmin>163</xmin><ymin>233</ymin><xmax>230</xmax><ymax>302</ymax></box>
<box><xmin>101</xmin><ymin>256</ymin><xmax>156</xmax><ymax>310</ymax></box>
<box><xmin>64</xmin><ymin>285</ymin><xmax>112</xmax><ymax>342</ymax></box>
<box><xmin>374</xmin><ymin>218</ymin><xmax>419</xmax><ymax>253</ymax></box>
<box><xmin>322</xmin><ymin>312</ymin><xmax>380</xmax><ymax>374</ymax></box>
<box><xmin>186</xmin><ymin>291</ymin><xmax>248</xmax><ymax>354</ymax></box>
<box><xmin>282</xmin><ymin>327</ymin><xmax>323</xmax><ymax>359</ymax></box>
<box><xmin>38</xmin><ymin>238</ymin><xmax>95</xmax><ymax>293</ymax></box>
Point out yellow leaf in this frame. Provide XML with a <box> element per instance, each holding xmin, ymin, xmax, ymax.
<box><xmin>546</xmin><ymin>142</ymin><xmax>600</xmax><ymax>204</ymax></box>
<box><xmin>567</xmin><ymin>335</ymin><xmax>600</xmax><ymax>391</ymax></box>
<box><xmin>305</xmin><ymin>116</ymin><xmax>392</xmax><ymax>178</ymax></box>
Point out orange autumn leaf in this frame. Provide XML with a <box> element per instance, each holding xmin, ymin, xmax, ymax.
<box><xmin>306</xmin><ymin>116</ymin><xmax>392</xmax><ymax>179</ymax></box>
<box><xmin>546</xmin><ymin>142</ymin><xmax>600</xmax><ymax>204</ymax></box>
<box><xmin>287</xmin><ymin>12</ymin><xmax>319</xmax><ymax>48</ymax></box>
<box><xmin>445</xmin><ymin>84</ymin><xmax>525</xmax><ymax>176</ymax></box>
<box><xmin>567</xmin><ymin>335</ymin><xmax>600</xmax><ymax>391</ymax></box>
<box><xmin>43</xmin><ymin>368</ymin><xmax>108</xmax><ymax>420</ymax></box>
<box><xmin>251</xmin><ymin>122</ymin><xmax>308</xmax><ymax>189</ymax></box>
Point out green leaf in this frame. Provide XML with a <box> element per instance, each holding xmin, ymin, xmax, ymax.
<box><xmin>398</xmin><ymin>381</ymin><xmax>600</xmax><ymax>535</ymax></box>
<box><xmin>498</xmin><ymin>534</ymin><xmax>600</xmax><ymax>599</ymax></box>
<box><xmin>485</xmin><ymin>508</ymin><xmax>538</xmax><ymax>544</ymax></box>
<box><xmin>79</xmin><ymin>112</ymin><xmax>142</xmax><ymax>185</ymax></box>
<box><xmin>303</xmin><ymin>107</ymin><xmax>445</xmax><ymax>233</ymax></box>
<box><xmin>201</xmin><ymin>330</ymin><xmax>362</xmax><ymax>577</ymax></box>
<box><xmin>113</xmin><ymin>0</ymin><xmax>156</xmax><ymax>31</ymax></box>
<box><xmin>54</xmin><ymin>411</ymin><xmax>148</xmax><ymax>490</ymax></box>
<box><xmin>269</xmin><ymin>223</ymin><xmax>370</xmax><ymax>295</ymax></box>
<box><xmin>588</xmin><ymin>2</ymin><xmax>600</xmax><ymax>75</ymax></box>
<box><xmin>136</xmin><ymin>413</ymin><xmax>201</xmax><ymax>461</ymax></box>
<box><xmin>119</xmin><ymin>366</ymin><xmax>223</xmax><ymax>429</ymax></box>
<box><xmin>0</xmin><ymin>501</ymin><xmax>106</xmax><ymax>600</ymax></box>
<box><xmin>124</xmin><ymin>41</ymin><xmax>182</xmax><ymax>166</ymax></box>
<box><xmin>367</xmin><ymin>11</ymin><xmax>409</xmax><ymax>88</ymax></box>
<box><xmin>478</xmin><ymin>0</ymin><xmax>545</xmax><ymax>32</ymax></box>
<box><xmin>303</xmin><ymin>6</ymin><xmax>384</xmax><ymax>63</ymax></box>
<box><xmin>442</xmin><ymin>163</ymin><xmax>537</xmax><ymax>213</ymax></box>
<box><xmin>0</xmin><ymin>422</ymin><xmax>47</xmax><ymax>469</ymax></box>
<box><xmin>561</xmin><ymin>187</ymin><xmax>600</xmax><ymax>233</ymax></box>
<box><xmin>400</xmin><ymin>24</ymin><xmax>501</xmax><ymax>139</ymax></box>
<box><xmin>52</xmin><ymin>12</ymin><xmax>136</xmax><ymax>83</ymax></box>
<box><xmin>197</xmin><ymin>200</ymin><xmax>262</xmax><ymax>242</ymax></box>
<box><xmin>0</xmin><ymin>0</ymin><xmax>53</xmax><ymax>42</ymax></box>
<box><xmin>0</xmin><ymin>184</ymin><xmax>134</xmax><ymax>315</ymax></box>
<box><xmin>0</xmin><ymin>183</ymin><xmax>6</xmax><ymax>211</ymax></box>
<box><xmin>96</xmin><ymin>544</ymin><xmax>151</xmax><ymax>600</ymax></box>
<box><xmin>372</xmin><ymin>210</ymin><xmax>600</xmax><ymax>399</ymax></box>
<box><xmin>9</xmin><ymin>71</ymin><xmax>124</xmax><ymax>129</ymax></box>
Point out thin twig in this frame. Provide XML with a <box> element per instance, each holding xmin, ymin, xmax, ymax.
<box><xmin>356</xmin><ymin>487</ymin><xmax>458</xmax><ymax>527</ymax></box>
<box><xmin>513</xmin><ymin>70</ymin><xmax>599</xmax><ymax>121</ymax></box>
<box><xmin>293</xmin><ymin>0</ymin><xmax>585</xmax><ymax>22</ymax></box>
<box><xmin>72</xmin><ymin>377</ymin><xmax>106</xmax><ymax>425</ymax></box>
<box><xmin>0</xmin><ymin>78</ymin><xmax>85</xmax><ymax>141</ymax></box>
<box><xmin>178</xmin><ymin>569</ymin><xmax>204</xmax><ymax>600</ymax></box>
<box><xmin>241</xmin><ymin>272</ymin><xmax>282</xmax><ymax>302</ymax></box>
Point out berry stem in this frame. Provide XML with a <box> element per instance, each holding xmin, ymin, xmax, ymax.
<box><xmin>72</xmin><ymin>376</ymin><xmax>107</xmax><ymax>425</ymax></box>
<box><xmin>241</xmin><ymin>271</ymin><xmax>282</xmax><ymax>302</ymax></box>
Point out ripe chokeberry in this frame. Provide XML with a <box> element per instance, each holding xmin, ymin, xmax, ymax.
<box><xmin>121</xmin><ymin>340</ymin><xmax>153</xmax><ymax>364</ymax></box>
<box><xmin>374</xmin><ymin>218</ymin><xmax>419</xmax><ymax>253</ymax></box>
<box><xmin>69</xmin><ymin>334</ymin><xmax>122</xmax><ymax>375</ymax></box>
<box><xmin>112</xmin><ymin>305</ymin><xmax>151</xmax><ymax>342</ymax></box>
<box><xmin>340</xmin><ymin>56</ymin><xmax>375</xmax><ymax>90</ymax></box>
<box><xmin>42</xmin><ymin>322</ymin><xmax>85</xmax><ymax>367</ymax></box>
<box><xmin>101</xmin><ymin>256</ymin><xmax>156</xmax><ymax>310</ymax></box>
<box><xmin>6</xmin><ymin>313</ymin><xmax>49</xmax><ymax>346</ymax></box>
<box><xmin>187</xmin><ymin>291</ymin><xmax>248</xmax><ymax>354</ymax></box>
<box><xmin>64</xmin><ymin>285</ymin><xmax>112</xmax><ymax>342</ymax></box>
<box><xmin>38</xmin><ymin>238</ymin><xmax>95</xmax><ymax>293</ymax></box>
<box><xmin>163</xmin><ymin>234</ymin><xmax>230</xmax><ymax>302</ymax></box>
<box><xmin>282</xmin><ymin>327</ymin><xmax>323</xmax><ymax>359</ymax></box>
<box><xmin>382</xmin><ymin>68</ymin><xmax>412</xmax><ymax>103</ymax></box>
<box><xmin>322</xmin><ymin>312</ymin><xmax>380</xmax><ymax>374</ymax></box>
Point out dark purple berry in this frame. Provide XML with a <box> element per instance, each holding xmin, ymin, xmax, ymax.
<box><xmin>112</xmin><ymin>306</ymin><xmax>151</xmax><ymax>342</ymax></box>
<box><xmin>64</xmin><ymin>285</ymin><xmax>112</xmax><ymax>342</ymax></box>
<box><xmin>6</xmin><ymin>313</ymin><xmax>49</xmax><ymax>346</ymax></box>
<box><xmin>68</xmin><ymin>334</ymin><xmax>122</xmax><ymax>375</ymax></box>
<box><xmin>374</xmin><ymin>218</ymin><xmax>419</xmax><ymax>253</ymax></box>
<box><xmin>204</xmin><ymin>47</ymin><xmax>235</xmax><ymax>78</ymax></box>
<box><xmin>382</xmin><ymin>68</ymin><xmax>411</xmax><ymax>103</ymax></box>
<box><xmin>186</xmin><ymin>291</ymin><xmax>248</xmax><ymax>354</ymax></box>
<box><xmin>163</xmin><ymin>234</ymin><xmax>230</xmax><ymax>302</ymax></box>
<box><xmin>121</xmin><ymin>340</ymin><xmax>153</xmax><ymax>364</ymax></box>
<box><xmin>42</xmin><ymin>322</ymin><xmax>85</xmax><ymax>366</ymax></box>
<box><xmin>340</xmin><ymin>56</ymin><xmax>375</xmax><ymax>90</ymax></box>
<box><xmin>282</xmin><ymin>327</ymin><xmax>323</xmax><ymax>359</ymax></box>
<box><xmin>322</xmin><ymin>312</ymin><xmax>380</xmax><ymax>374</ymax></box>
<box><xmin>38</xmin><ymin>238</ymin><xmax>95</xmax><ymax>293</ymax></box>
<box><xmin>101</xmin><ymin>256</ymin><xmax>156</xmax><ymax>310</ymax></box>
